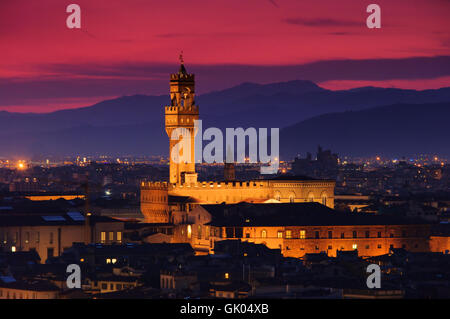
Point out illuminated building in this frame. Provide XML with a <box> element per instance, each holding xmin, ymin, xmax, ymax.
<box><xmin>141</xmin><ymin>61</ymin><xmax>335</xmax><ymax>223</ymax></box>
<box><xmin>0</xmin><ymin>281</ymin><xmax>60</xmax><ymax>299</ymax></box>
<box><xmin>172</xmin><ymin>202</ymin><xmax>432</xmax><ymax>257</ymax></box>
<box><xmin>139</xmin><ymin>60</ymin><xmax>450</xmax><ymax>258</ymax></box>
<box><xmin>0</xmin><ymin>212</ymin><xmax>124</xmax><ymax>262</ymax></box>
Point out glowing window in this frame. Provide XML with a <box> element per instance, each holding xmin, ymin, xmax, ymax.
<box><xmin>300</xmin><ymin>230</ymin><xmax>306</xmax><ymax>239</ymax></box>
<box><xmin>352</xmin><ymin>244</ymin><xmax>358</xmax><ymax>250</ymax></box>
<box><xmin>277</xmin><ymin>231</ymin><xmax>283</xmax><ymax>238</ymax></box>
<box><xmin>187</xmin><ymin>225</ymin><xmax>192</xmax><ymax>239</ymax></box>
<box><xmin>286</xmin><ymin>230</ymin><xmax>292</xmax><ymax>239</ymax></box>
<box><xmin>261</xmin><ymin>230</ymin><xmax>267</xmax><ymax>238</ymax></box>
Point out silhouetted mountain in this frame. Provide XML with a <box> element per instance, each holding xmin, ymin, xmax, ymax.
<box><xmin>0</xmin><ymin>95</ymin><xmax>167</xmax><ymax>134</ymax></box>
<box><xmin>280</xmin><ymin>102</ymin><xmax>450</xmax><ymax>158</ymax></box>
<box><xmin>0</xmin><ymin>80</ymin><xmax>449</xmax><ymax>158</ymax></box>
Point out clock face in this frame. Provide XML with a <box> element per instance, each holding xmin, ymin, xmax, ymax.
<box><xmin>182</xmin><ymin>87</ymin><xmax>191</xmax><ymax>99</ymax></box>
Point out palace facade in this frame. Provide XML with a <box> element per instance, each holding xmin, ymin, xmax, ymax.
<box><xmin>138</xmin><ymin>61</ymin><xmax>444</xmax><ymax>258</ymax></box>
<box><xmin>168</xmin><ymin>202</ymin><xmax>432</xmax><ymax>257</ymax></box>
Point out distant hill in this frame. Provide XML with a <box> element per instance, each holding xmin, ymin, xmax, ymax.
<box><xmin>280</xmin><ymin>102</ymin><xmax>450</xmax><ymax>158</ymax></box>
<box><xmin>0</xmin><ymin>80</ymin><xmax>449</xmax><ymax>158</ymax></box>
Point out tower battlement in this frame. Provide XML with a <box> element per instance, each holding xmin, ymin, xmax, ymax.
<box><xmin>141</xmin><ymin>181</ymin><xmax>169</xmax><ymax>190</ymax></box>
<box><xmin>170</xmin><ymin>73</ymin><xmax>195</xmax><ymax>81</ymax></box>
<box><xmin>172</xmin><ymin>180</ymin><xmax>268</xmax><ymax>189</ymax></box>
<box><xmin>165</xmin><ymin>105</ymin><xmax>199</xmax><ymax>114</ymax></box>
<box><xmin>141</xmin><ymin>180</ymin><xmax>268</xmax><ymax>190</ymax></box>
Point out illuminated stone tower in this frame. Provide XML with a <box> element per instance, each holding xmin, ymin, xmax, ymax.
<box><xmin>165</xmin><ymin>54</ymin><xmax>199</xmax><ymax>184</ymax></box>
<box><xmin>140</xmin><ymin>55</ymin><xmax>336</xmax><ymax>224</ymax></box>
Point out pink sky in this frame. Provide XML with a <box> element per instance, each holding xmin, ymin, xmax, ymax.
<box><xmin>1</xmin><ymin>0</ymin><xmax>449</xmax><ymax>112</ymax></box>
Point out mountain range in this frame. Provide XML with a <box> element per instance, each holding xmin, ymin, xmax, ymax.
<box><xmin>0</xmin><ymin>80</ymin><xmax>449</xmax><ymax>159</ymax></box>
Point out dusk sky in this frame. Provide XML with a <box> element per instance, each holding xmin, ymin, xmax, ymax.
<box><xmin>1</xmin><ymin>0</ymin><xmax>449</xmax><ymax>112</ymax></box>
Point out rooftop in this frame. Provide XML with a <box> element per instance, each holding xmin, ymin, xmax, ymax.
<box><xmin>203</xmin><ymin>202</ymin><xmax>430</xmax><ymax>227</ymax></box>
<box><xmin>0</xmin><ymin>212</ymin><xmax>122</xmax><ymax>227</ymax></box>
<box><xmin>0</xmin><ymin>280</ymin><xmax>60</xmax><ymax>292</ymax></box>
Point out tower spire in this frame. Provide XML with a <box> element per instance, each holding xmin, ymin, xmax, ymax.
<box><xmin>179</xmin><ymin>51</ymin><xmax>187</xmax><ymax>74</ymax></box>
<box><xmin>179</xmin><ymin>50</ymin><xmax>184</xmax><ymax>64</ymax></box>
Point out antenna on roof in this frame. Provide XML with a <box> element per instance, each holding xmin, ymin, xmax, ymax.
<box><xmin>179</xmin><ymin>50</ymin><xmax>184</xmax><ymax>64</ymax></box>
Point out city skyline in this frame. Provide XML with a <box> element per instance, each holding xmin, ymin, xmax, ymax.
<box><xmin>1</xmin><ymin>1</ymin><xmax>450</xmax><ymax>304</ymax></box>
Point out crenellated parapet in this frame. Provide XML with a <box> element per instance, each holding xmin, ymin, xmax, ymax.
<box><xmin>165</xmin><ymin>105</ymin><xmax>199</xmax><ymax>114</ymax></box>
<box><xmin>171</xmin><ymin>180</ymin><xmax>269</xmax><ymax>189</ymax></box>
<box><xmin>142</xmin><ymin>179</ymin><xmax>335</xmax><ymax>192</ymax></box>
<box><xmin>170</xmin><ymin>72</ymin><xmax>195</xmax><ymax>81</ymax></box>
<box><xmin>141</xmin><ymin>181</ymin><xmax>169</xmax><ymax>191</ymax></box>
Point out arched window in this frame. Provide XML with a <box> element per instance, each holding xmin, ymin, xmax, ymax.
<box><xmin>321</xmin><ymin>192</ymin><xmax>327</xmax><ymax>206</ymax></box>
<box><xmin>308</xmin><ymin>192</ymin><xmax>314</xmax><ymax>202</ymax></box>
<box><xmin>261</xmin><ymin>230</ymin><xmax>267</xmax><ymax>238</ymax></box>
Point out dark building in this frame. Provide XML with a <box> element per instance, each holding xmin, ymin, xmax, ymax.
<box><xmin>292</xmin><ymin>146</ymin><xmax>338</xmax><ymax>179</ymax></box>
